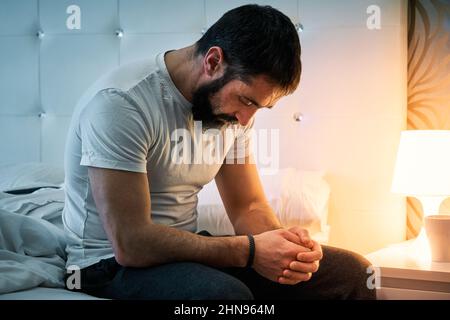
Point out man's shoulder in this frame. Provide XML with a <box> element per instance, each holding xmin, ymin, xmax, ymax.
<box><xmin>98</xmin><ymin>57</ymin><xmax>159</xmax><ymax>91</ymax></box>
<box><xmin>74</xmin><ymin>56</ymin><xmax>161</xmax><ymax>113</ymax></box>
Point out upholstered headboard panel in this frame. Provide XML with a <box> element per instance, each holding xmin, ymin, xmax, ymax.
<box><xmin>0</xmin><ymin>0</ymin><xmax>220</xmax><ymax>165</ymax></box>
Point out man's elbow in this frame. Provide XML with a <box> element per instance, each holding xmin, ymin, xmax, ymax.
<box><xmin>111</xmin><ymin>231</ymin><xmax>149</xmax><ymax>268</ymax></box>
<box><xmin>110</xmin><ymin>234</ymin><xmax>134</xmax><ymax>267</ymax></box>
<box><xmin>113</xmin><ymin>246</ymin><xmax>135</xmax><ymax>267</ymax></box>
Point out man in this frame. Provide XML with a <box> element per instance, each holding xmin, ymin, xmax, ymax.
<box><xmin>63</xmin><ymin>4</ymin><xmax>376</xmax><ymax>300</ymax></box>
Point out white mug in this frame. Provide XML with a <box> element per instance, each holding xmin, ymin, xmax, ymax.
<box><xmin>424</xmin><ymin>215</ymin><xmax>450</xmax><ymax>262</ymax></box>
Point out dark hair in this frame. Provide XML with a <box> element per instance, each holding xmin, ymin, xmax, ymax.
<box><xmin>195</xmin><ymin>4</ymin><xmax>301</xmax><ymax>95</ymax></box>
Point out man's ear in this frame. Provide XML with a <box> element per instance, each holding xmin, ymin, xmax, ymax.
<box><xmin>203</xmin><ymin>46</ymin><xmax>225</xmax><ymax>78</ymax></box>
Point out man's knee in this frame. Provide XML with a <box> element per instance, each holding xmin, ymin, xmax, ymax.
<box><xmin>322</xmin><ymin>246</ymin><xmax>377</xmax><ymax>300</ymax></box>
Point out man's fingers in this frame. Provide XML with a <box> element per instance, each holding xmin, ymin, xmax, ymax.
<box><xmin>281</xmin><ymin>230</ymin><xmax>311</xmax><ymax>253</ymax></box>
<box><xmin>278</xmin><ymin>271</ymin><xmax>312</xmax><ymax>285</ymax></box>
<box><xmin>288</xmin><ymin>227</ymin><xmax>313</xmax><ymax>248</ymax></box>
<box><xmin>297</xmin><ymin>229</ymin><xmax>313</xmax><ymax>248</ymax></box>
<box><xmin>288</xmin><ymin>260</ymin><xmax>319</xmax><ymax>273</ymax></box>
<box><xmin>296</xmin><ymin>240</ymin><xmax>323</xmax><ymax>262</ymax></box>
<box><xmin>297</xmin><ymin>249</ymin><xmax>323</xmax><ymax>262</ymax></box>
<box><xmin>278</xmin><ymin>277</ymin><xmax>296</xmax><ymax>285</ymax></box>
<box><xmin>312</xmin><ymin>240</ymin><xmax>323</xmax><ymax>257</ymax></box>
<box><xmin>281</xmin><ymin>229</ymin><xmax>303</xmax><ymax>245</ymax></box>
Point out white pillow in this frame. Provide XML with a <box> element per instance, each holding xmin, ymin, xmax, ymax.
<box><xmin>197</xmin><ymin>168</ymin><xmax>331</xmax><ymax>243</ymax></box>
<box><xmin>0</xmin><ymin>162</ymin><xmax>64</xmax><ymax>192</ymax></box>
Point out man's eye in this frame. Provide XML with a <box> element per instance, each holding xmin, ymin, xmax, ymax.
<box><xmin>240</xmin><ymin>97</ymin><xmax>253</xmax><ymax>106</ymax></box>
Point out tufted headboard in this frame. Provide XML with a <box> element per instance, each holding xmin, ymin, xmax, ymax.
<box><xmin>0</xmin><ymin>0</ymin><xmax>228</xmax><ymax>166</ymax></box>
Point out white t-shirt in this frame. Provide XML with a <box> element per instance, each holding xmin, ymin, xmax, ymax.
<box><xmin>62</xmin><ymin>52</ymin><xmax>254</xmax><ymax>269</ymax></box>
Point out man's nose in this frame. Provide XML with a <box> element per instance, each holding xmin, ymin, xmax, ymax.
<box><xmin>235</xmin><ymin>108</ymin><xmax>257</xmax><ymax>126</ymax></box>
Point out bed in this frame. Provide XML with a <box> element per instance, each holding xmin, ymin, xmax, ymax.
<box><xmin>0</xmin><ymin>162</ymin><xmax>330</xmax><ymax>300</ymax></box>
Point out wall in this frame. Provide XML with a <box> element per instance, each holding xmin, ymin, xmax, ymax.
<box><xmin>0</xmin><ymin>0</ymin><xmax>408</xmax><ymax>254</ymax></box>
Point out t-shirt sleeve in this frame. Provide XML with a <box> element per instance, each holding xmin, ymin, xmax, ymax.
<box><xmin>225</xmin><ymin>117</ymin><xmax>255</xmax><ymax>163</ymax></box>
<box><xmin>79</xmin><ymin>88</ymin><xmax>152</xmax><ymax>173</ymax></box>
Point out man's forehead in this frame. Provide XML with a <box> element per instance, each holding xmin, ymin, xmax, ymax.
<box><xmin>233</xmin><ymin>76</ymin><xmax>283</xmax><ymax>106</ymax></box>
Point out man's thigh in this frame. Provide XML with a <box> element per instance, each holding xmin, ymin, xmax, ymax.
<box><xmin>219</xmin><ymin>245</ymin><xmax>377</xmax><ymax>300</ymax></box>
<box><xmin>89</xmin><ymin>261</ymin><xmax>254</xmax><ymax>300</ymax></box>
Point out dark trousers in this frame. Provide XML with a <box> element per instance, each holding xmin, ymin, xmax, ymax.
<box><xmin>66</xmin><ymin>238</ymin><xmax>377</xmax><ymax>300</ymax></box>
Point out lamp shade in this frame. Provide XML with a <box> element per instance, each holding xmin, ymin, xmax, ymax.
<box><xmin>391</xmin><ymin>130</ymin><xmax>450</xmax><ymax>197</ymax></box>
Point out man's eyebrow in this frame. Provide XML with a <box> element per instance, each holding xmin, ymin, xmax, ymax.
<box><xmin>246</xmin><ymin>97</ymin><xmax>274</xmax><ymax>109</ymax></box>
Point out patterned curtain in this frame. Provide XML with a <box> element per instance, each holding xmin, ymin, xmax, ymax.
<box><xmin>407</xmin><ymin>0</ymin><xmax>450</xmax><ymax>239</ymax></box>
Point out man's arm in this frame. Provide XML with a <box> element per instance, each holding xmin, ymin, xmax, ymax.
<box><xmin>88</xmin><ymin>166</ymin><xmax>247</xmax><ymax>268</ymax></box>
<box><xmin>214</xmin><ymin>158</ymin><xmax>324</xmax><ymax>284</ymax></box>
<box><xmin>214</xmin><ymin>155</ymin><xmax>282</xmax><ymax>235</ymax></box>
<box><xmin>87</xmin><ymin>166</ymin><xmax>308</xmax><ymax>284</ymax></box>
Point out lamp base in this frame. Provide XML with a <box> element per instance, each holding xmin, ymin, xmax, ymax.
<box><xmin>406</xmin><ymin>228</ymin><xmax>432</xmax><ymax>263</ymax></box>
<box><xmin>417</xmin><ymin>196</ymin><xmax>448</xmax><ymax>217</ymax></box>
<box><xmin>424</xmin><ymin>215</ymin><xmax>450</xmax><ymax>262</ymax></box>
<box><xmin>405</xmin><ymin>197</ymin><xmax>447</xmax><ymax>262</ymax></box>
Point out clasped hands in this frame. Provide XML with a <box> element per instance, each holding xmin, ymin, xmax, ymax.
<box><xmin>252</xmin><ymin>226</ymin><xmax>323</xmax><ymax>285</ymax></box>
<box><xmin>278</xmin><ymin>226</ymin><xmax>323</xmax><ymax>285</ymax></box>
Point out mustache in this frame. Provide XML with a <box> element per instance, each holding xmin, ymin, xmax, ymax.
<box><xmin>214</xmin><ymin>113</ymin><xmax>239</xmax><ymax>124</ymax></box>
<box><xmin>192</xmin><ymin>92</ymin><xmax>238</xmax><ymax>127</ymax></box>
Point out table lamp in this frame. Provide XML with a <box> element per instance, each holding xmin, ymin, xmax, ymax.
<box><xmin>391</xmin><ymin>130</ymin><xmax>450</xmax><ymax>260</ymax></box>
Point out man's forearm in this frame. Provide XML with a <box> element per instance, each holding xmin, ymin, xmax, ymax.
<box><xmin>116</xmin><ymin>222</ymin><xmax>249</xmax><ymax>268</ymax></box>
<box><xmin>232</xmin><ymin>201</ymin><xmax>282</xmax><ymax>235</ymax></box>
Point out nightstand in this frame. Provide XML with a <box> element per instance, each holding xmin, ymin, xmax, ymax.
<box><xmin>365</xmin><ymin>241</ymin><xmax>450</xmax><ymax>300</ymax></box>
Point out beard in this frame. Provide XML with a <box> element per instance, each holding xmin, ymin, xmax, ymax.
<box><xmin>191</xmin><ymin>73</ymin><xmax>239</xmax><ymax>130</ymax></box>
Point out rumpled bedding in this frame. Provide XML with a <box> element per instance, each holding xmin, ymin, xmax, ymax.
<box><xmin>0</xmin><ymin>188</ymin><xmax>67</xmax><ymax>294</ymax></box>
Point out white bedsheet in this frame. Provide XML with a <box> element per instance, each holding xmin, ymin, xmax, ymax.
<box><xmin>0</xmin><ymin>188</ymin><xmax>65</xmax><ymax>226</ymax></box>
<box><xmin>0</xmin><ymin>187</ymin><xmax>71</xmax><ymax>296</ymax></box>
<box><xmin>0</xmin><ymin>208</ymin><xmax>67</xmax><ymax>294</ymax></box>
<box><xmin>0</xmin><ymin>187</ymin><xmax>106</xmax><ymax>299</ymax></box>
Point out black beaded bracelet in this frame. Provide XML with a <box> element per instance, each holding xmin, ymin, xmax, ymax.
<box><xmin>246</xmin><ymin>234</ymin><xmax>255</xmax><ymax>268</ymax></box>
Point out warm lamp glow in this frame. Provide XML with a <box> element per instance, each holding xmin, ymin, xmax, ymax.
<box><xmin>391</xmin><ymin>130</ymin><xmax>450</xmax><ymax>216</ymax></box>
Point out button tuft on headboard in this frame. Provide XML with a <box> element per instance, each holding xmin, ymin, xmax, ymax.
<box><xmin>115</xmin><ymin>29</ymin><xmax>124</xmax><ymax>38</ymax></box>
<box><xmin>293</xmin><ymin>112</ymin><xmax>303</xmax><ymax>122</ymax></box>
<box><xmin>37</xmin><ymin>30</ymin><xmax>45</xmax><ymax>39</ymax></box>
<box><xmin>295</xmin><ymin>23</ymin><xmax>304</xmax><ymax>33</ymax></box>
